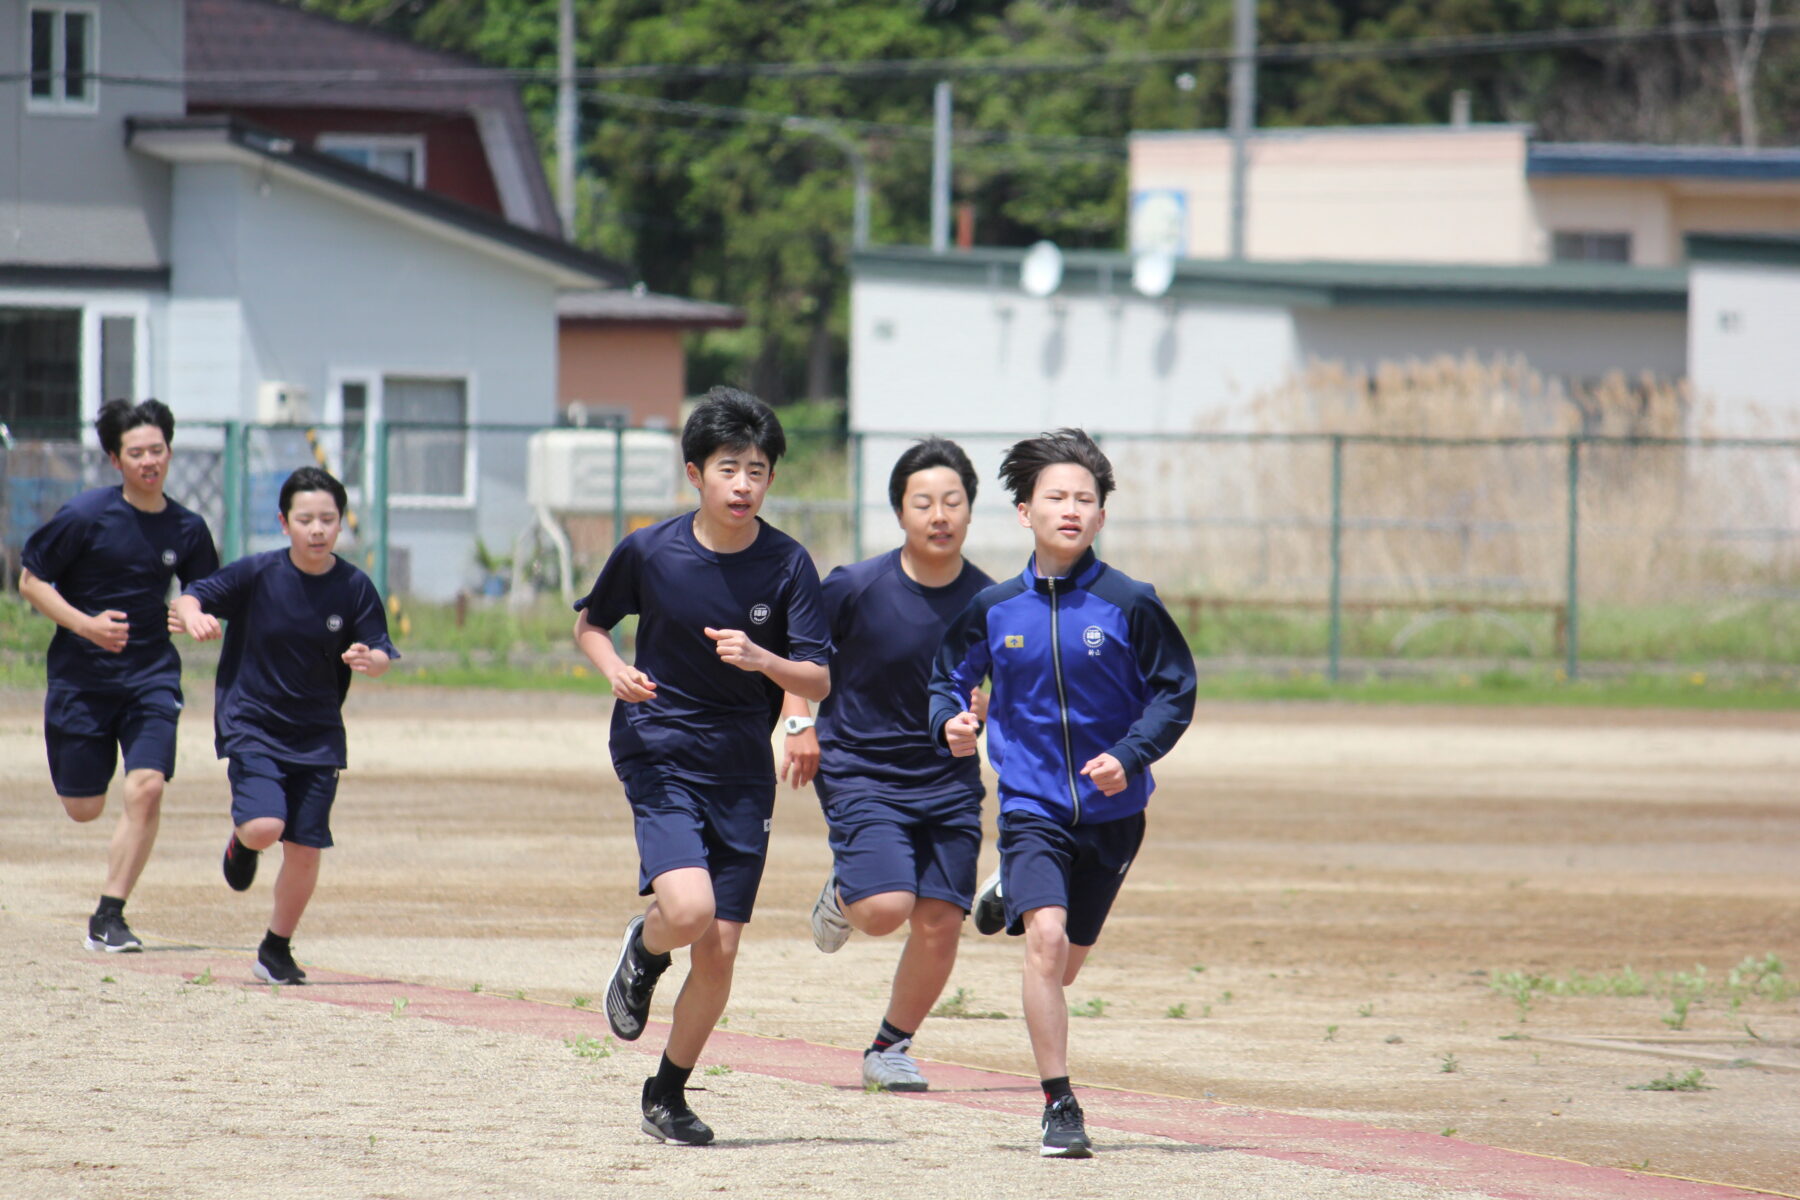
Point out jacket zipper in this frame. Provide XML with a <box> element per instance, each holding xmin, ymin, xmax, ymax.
<box><xmin>1047</xmin><ymin>576</ymin><xmax>1082</xmax><ymax>824</ymax></box>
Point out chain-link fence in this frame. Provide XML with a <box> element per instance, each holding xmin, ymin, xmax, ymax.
<box><xmin>4</xmin><ymin>420</ymin><xmax>1795</xmax><ymax>677</ymax></box>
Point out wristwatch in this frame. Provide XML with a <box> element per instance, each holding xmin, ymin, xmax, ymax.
<box><xmin>783</xmin><ymin>715</ymin><xmax>816</xmax><ymax>735</ymax></box>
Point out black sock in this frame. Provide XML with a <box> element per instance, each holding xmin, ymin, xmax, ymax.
<box><xmin>231</xmin><ymin>835</ymin><xmax>256</xmax><ymax>856</ymax></box>
<box><xmin>649</xmin><ymin>1053</ymin><xmax>694</xmax><ymax>1101</ymax></box>
<box><xmin>868</xmin><ymin>1018</ymin><xmax>914</xmax><ymax>1055</ymax></box>
<box><xmin>260</xmin><ymin>930</ymin><xmax>291</xmax><ymax>956</ymax></box>
<box><xmin>95</xmin><ymin>895</ymin><xmax>125</xmax><ymax>917</ymax></box>
<box><xmin>632</xmin><ymin>924</ymin><xmax>672</xmax><ymax>969</ymax></box>
<box><xmin>1042</xmin><ymin>1075</ymin><xmax>1074</xmax><ymax>1105</ymax></box>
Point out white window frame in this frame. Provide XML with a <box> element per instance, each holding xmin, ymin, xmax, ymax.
<box><xmin>0</xmin><ymin>289</ymin><xmax>155</xmax><ymax>440</ymax></box>
<box><xmin>325</xmin><ymin>370</ymin><xmax>476</xmax><ymax>510</ymax></box>
<box><xmin>315</xmin><ymin>133</ymin><xmax>428</xmax><ymax>187</ymax></box>
<box><xmin>25</xmin><ymin>2</ymin><xmax>100</xmax><ymax>116</ymax></box>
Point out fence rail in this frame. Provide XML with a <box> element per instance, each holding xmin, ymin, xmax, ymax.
<box><xmin>3</xmin><ymin>420</ymin><xmax>1796</xmax><ymax>680</ymax></box>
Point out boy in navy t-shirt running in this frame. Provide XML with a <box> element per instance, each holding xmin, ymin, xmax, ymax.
<box><xmin>778</xmin><ymin>438</ymin><xmax>992</xmax><ymax>1093</ymax></box>
<box><xmin>174</xmin><ymin>467</ymin><xmax>398</xmax><ymax>985</ymax></box>
<box><xmin>930</xmin><ymin>429</ymin><xmax>1196</xmax><ymax>1159</ymax></box>
<box><xmin>19</xmin><ymin>399</ymin><xmax>219</xmax><ymax>953</ymax></box>
<box><xmin>575</xmin><ymin>388</ymin><xmax>830</xmax><ymax>1146</ymax></box>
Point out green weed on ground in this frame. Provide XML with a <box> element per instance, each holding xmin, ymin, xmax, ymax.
<box><xmin>1491</xmin><ymin>955</ymin><xmax>1793</xmax><ymax>1025</ymax></box>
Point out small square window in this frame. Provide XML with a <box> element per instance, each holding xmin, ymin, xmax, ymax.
<box><xmin>316</xmin><ymin>135</ymin><xmax>427</xmax><ymax>186</ymax></box>
<box><xmin>1552</xmin><ymin>231</ymin><xmax>1632</xmax><ymax>264</ymax></box>
<box><xmin>26</xmin><ymin>4</ymin><xmax>97</xmax><ymax>113</ymax></box>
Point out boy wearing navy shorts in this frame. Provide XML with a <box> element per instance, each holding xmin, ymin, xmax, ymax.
<box><xmin>575</xmin><ymin>388</ymin><xmax>830</xmax><ymax>1146</ymax></box>
<box><xmin>19</xmin><ymin>399</ymin><xmax>219</xmax><ymax>952</ymax></box>
<box><xmin>779</xmin><ymin>438</ymin><xmax>992</xmax><ymax>1093</ymax></box>
<box><xmin>174</xmin><ymin>467</ymin><xmax>397</xmax><ymax>985</ymax></box>
<box><xmin>929</xmin><ymin>429</ymin><xmax>1196</xmax><ymax>1158</ymax></box>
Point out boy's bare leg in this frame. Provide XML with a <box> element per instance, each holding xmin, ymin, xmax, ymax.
<box><xmin>269</xmin><ymin>843</ymin><xmax>322</xmax><ymax>937</ymax></box>
<box><xmin>883</xmin><ymin>898</ymin><xmax>964</xmax><ymax>1033</ymax></box>
<box><xmin>1020</xmin><ymin>906</ymin><xmax>1093</xmax><ymax>1080</ymax></box>
<box><xmin>642</xmin><ymin>865</ymin><xmax>716</xmax><ymax>955</ymax></box>
<box><xmin>664</xmin><ymin>918</ymin><xmax>742</xmax><ymax>1067</ymax></box>
<box><xmin>101</xmin><ymin>768</ymin><xmax>166</xmax><ymax>899</ymax></box>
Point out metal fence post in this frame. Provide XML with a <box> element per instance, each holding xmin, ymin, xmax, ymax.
<box><xmin>1327</xmin><ymin>434</ymin><xmax>1345</xmax><ymax>682</ymax></box>
<box><xmin>1565</xmin><ymin>436</ymin><xmax>1581</xmax><ymax>681</ymax></box>
<box><xmin>849</xmin><ymin>430</ymin><xmax>864</xmax><ymax>564</ymax></box>
<box><xmin>369</xmin><ymin>421</ymin><xmax>390</xmax><ymax>598</ymax></box>
<box><xmin>613</xmin><ymin>421</ymin><xmax>626</xmax><ymax>546</ymax></box>
<box><xmin>220</xmin><ymin>420</ymin><xmax>247</xmax><ymax>562</ymax></box>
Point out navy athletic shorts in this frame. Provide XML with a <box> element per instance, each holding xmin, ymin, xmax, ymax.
<box><xmin>44</xmin><ymin>683</ymin><xmax>182</xmax><ymax>797</ymax></box>
<box><xmin>816</xmin><ymin>781</ymin><xmax>982</xmax><ymax>910</ymax></box>
<box><xmin>229</xmin><ymin>754</ymin><xmax>340</xmax><ymax>849</ymax></box>
<box><xmin>996</xmin><ymin>808</ymin><xmax>1147</xmax><ymax>946</ymax></box>
<box><xmin>622</xmin><ymin>768</ymin><xmax>776</xmax><ymax>925</ymax></box>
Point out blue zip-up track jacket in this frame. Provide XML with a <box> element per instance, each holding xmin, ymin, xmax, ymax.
<box><xmin>928</xmin><ymin>548</ymin><xmax>1197</xmax><ymax>826</ymax></box>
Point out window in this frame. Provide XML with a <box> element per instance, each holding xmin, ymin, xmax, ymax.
<box><xmin>27</xmin><ymin>3</ymin><xmax>97</xmax><ymax>113</ymax></box>
<box><xmin>1552</xmin><ymin>231</ymin><xmax>1632</xmax><ymax>264</ymax></box>
<box><xmin>385</xmin><ymin>376</ymin><xmax>469</xmax><ymax>502</ymax></box>
<box><xmin>316</xmin><ymin>134</ymin><xmax>426</xmax><ymax>186</ymax></box>
<box><xmin>340</xmin><ymin>380</ymin><xmax>369</xmax><ymax>493</ymax></box>
<box><xmin>0</xmin><ymin>308</ymin><xmax>81</xmax><ymax>439</ymax></box>
<box><xmin>99</xmin><ymin>315</ymin><xmax>134</xmax><ymax>403</ymax></box>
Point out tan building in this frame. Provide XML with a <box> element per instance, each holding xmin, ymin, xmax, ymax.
<box><xmin>1130</xmin><ymin>124</ymin><xmax>1800</xmax><ymax>268</ymax></box>
<box><xmin>556</xmin><ymin>289</ymin><xmax>745</xmax><ymax>429</ymax></box>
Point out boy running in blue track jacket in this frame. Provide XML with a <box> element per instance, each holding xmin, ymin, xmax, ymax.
<box><xmin>575</xmin><ymin>388</ymin><xmax>830</xmax><ymax>1147</ymax></box>
<box><xmin>174</xmin><ymin>467</ymin><xmax>398</xmax><ymax>986</ymax></box>
<box><xmin>19</xmin><ymin>399</ymin><xmax>219</xmax><ymax>953</ymax></box>
<box><xmin>779</xmin><ymin>438</ymin><xmax>993</xmax><ymax>1093</ymax></box>
<box><xmin>929</xmin><ymin>428</ymin><xmax>1196</xmax><ymax>1159</ymax></box>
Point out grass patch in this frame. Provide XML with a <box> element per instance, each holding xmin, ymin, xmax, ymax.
<box><xmin>1628</xmin><ymin>1068</ymin><xmax>1713</xmax><ymax>1092</ymax></box>
<box><xmin>1491</xmin><ymin>955</ymin><xmax>1791</xmax><ymax>1024</ymax></box>
<box><xmin>1192</xmin><ymin>668</ymin><xmax>1800</xmax><ymax>711</ymax></box>
<box><xmin>930</xmin><ymin>988</ymin><xmax>1009</xmax><ymax>1020</ymax></box>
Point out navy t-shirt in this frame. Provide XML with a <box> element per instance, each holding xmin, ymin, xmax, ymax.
<box><xmin>575</xmin><ymin>513</ymin><xmax>830</xmax><ymax>784</ymax></box>
<box><xmin>815</xmin><ymin>549</ymin><xmax>993</xmax><ymax>803</ymax></box>
<box><xmin>183</xmin><ymin>549</ymin><xmax>399</xmax><ymax>767</ymax></box>
<box><xmin>21</xmin><ymin>486</ymin><xmax>219</xmax><ymax>693</ymax></box>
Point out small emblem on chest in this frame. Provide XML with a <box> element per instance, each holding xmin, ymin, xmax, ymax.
<box><xmin>161</xmin><ymin>549</ymin><xmax>177</xmax><ymax>566</ymax></box>
<box><xmin>326</xmin><ymin>614</ymin><xmax>344</xmax><ymax>633</ymax></box>
<box><xmin>749</xmin><ymin>603</ymin><xmax>772</xmax><ymax>625</ymax></box>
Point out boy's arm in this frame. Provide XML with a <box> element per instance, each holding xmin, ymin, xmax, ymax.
<box><xmin>575</xmin><ymin>609</ymin><xmax>656</xmax><ymax>702</ymax></box>
<box><xmin>929</xmin><ymin>596</ymin><xmax>992</xmax><ymax>757</ymax></box>
<box><xmin>18</xmin><ymin>568</ymin><xmax>130</xmax><ymax>653</ymax></box>
<box><xmin>1104</xmin><ymin>591</ymin><xmax>1199</xmax><ymax>778</ymax></box>
<box><xmin>778</xmin><ymin>692</ymin><xmax>818</xmax><ymax>789</ymax></box>
<box><xmin>343</xmin><ymin>572</ymin><xmax>401</xmax><ymax>678</ymax></box>
<box><xmin>172</xmin><ymin>592</ymin><xmax>222</xmax><ymax>641</ymax></box>
<box><xmin>706</xmin><ymin>629</ymin><xmax>829</xmax><ymax>700</ymax></box>
<box><xmin>343</xmin><ymin>645</ymin><xmax>391</xmax><ymax>677</ymax></box>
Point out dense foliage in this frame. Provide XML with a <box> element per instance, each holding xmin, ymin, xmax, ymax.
<box><xmin>292</xmin><ymin>1</ymin><xmax>1799</xmax><ymax>403</ymax></box>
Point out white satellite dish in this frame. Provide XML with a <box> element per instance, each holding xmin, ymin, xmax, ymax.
<box><xmin>1132</xmin><ymin>251</ymin><xmax>1177</xmax><ymax>298</ymax></box>
<box><xmin>1020</xmin><ymin>240</ymin><xmax>1064</xmax><ymax>298</ymax></box>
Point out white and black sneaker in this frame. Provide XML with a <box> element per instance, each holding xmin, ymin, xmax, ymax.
<box><xmin>862</xmin><ymin>1038</ymin><xmax>929</xmax><ymax>1092</ymax></box>
<box><xmin>85</xmin><ymin>911</ymin><xmax>143</xmax><ymax>953</ymax></box>
<box><xmin>1040</xmin><ymin>1095</ymin><xmax>1094</xmax><ymax>1158</ymax></box>
<box><xmin>809</xmin><ymin>871</ymin><xmax>851</xmax><ymax>953</ymax></box>
<box><xmin>606</xmin><ymin>915</ymin><xmax>671</xmax><ymax>1041</ymax></box>
<box><xmin>640</xmin><ymin>1078</ymin><xmax>715</xmax><ymax>1146</ymax></box>
<box><xmin>253</xmin><ymin>939</ymin><xmax>307</xmax><ymax>985</ymax></box>
<box><xmin>972</xmin><ymin>870</ymin><xmax>1006</xmax><ymax>936</ymax></box>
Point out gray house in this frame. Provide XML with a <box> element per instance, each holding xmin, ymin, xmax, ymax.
<box><xmin>1</xmin><ymin>0</ymin><xmax>627</xmax><ymax>598</ymax></box>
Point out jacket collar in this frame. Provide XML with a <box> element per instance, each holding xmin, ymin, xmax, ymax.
<box><xmin>1021</xmin><ymin>547</ymin><xmax>1103</xmax><ymax>595</ymax></box>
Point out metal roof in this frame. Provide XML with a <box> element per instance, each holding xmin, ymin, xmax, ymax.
<box><xmin>557</xmin><ymin>289</ymin><xmax>745</xmax><ymax>328</ymax></box>
<box><xmin>1527</xmin><ymin>142</ymin><xmax>1800</xmax><ymax>181</ymax></box>
<box><xmin>853</xmin><ymin>246</ymin><xmax>1688</xmax><ymax>313</ymax></box>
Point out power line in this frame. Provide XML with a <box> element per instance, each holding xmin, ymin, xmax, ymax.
<box><xmin>11</xmin><ymin>16</ymin><xmax>1798</xmax><ymax>90</ymax></box>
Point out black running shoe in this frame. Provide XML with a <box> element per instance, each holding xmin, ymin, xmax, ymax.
<box><xmin>253</xmin><ymin>939</ymin><xmax>308</xmax><ymax>985</ymax></box>
<box><xmin>85</xmin><ymin>911</ymin><xmax>143</xmax><ymax>953</ymax></box>
<box><xmin>1040</xmin><ymin>1096</ymin><xmax>1094</xmax><ymax>1158</ymax></box>
<box><xmin>972</xmin><ymin>870</ymin><xmax>1006</xmax><ymax>936</ymax></box>
<box><xmin>222</xmin><ymin>836</ymin><xmax>259</xmax><ymax>892</ymax></box>
<box><xmin>640</xmin><ymin>1078</ymin><xmax>715</xmax><ymax>1146</ymax></box>
<box><xmin>605</xmin><ymin>915</ymin><xmax>671</xmax><ymax>1041</ymax></box>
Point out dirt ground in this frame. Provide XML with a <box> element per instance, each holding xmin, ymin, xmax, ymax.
<box><xmin>2</xmin><ymin>686</ymin><xmax>1796</xmax><ymax>1197</ymax></box>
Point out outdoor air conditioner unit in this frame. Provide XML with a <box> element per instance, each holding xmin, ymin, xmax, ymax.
<box><xmin>526</xmin><ymin>428</ymin><xmax>681</xmax><ymax>513</ymax></box>
<box><xmin>257</xmin><ymin>381</ymin><xmax>311</xmax><ymax>426</ymax></box>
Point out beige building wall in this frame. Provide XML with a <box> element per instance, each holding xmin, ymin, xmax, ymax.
<box><xmin>1134</xmin><ymin>127</ymin><xmax>1800</xmax><ymax>267</ymax></box>
<box><xmin>1132</xmin><ymin>126</ymin><xmax>1537</xmax><ymax>263</ymax></box>
<box><xmin>556</xmin><ymin>325</ymin><xmax>686</xmax><ymax>429</ymax></box>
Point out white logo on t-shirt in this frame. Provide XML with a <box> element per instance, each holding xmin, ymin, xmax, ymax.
<box><xmin>326</xmin><ymin>615</ymin><xmax>344</xmax><ymax>632</ymax></box>
<box><xmin>160</xmin><ymin>549</ymin><xmax>177</xmax><ymax>566</ymax></box>
<box><xmin>1083</xmin><ymin>624</ymin><xmax>1105</xmax><ymax>648</ymax></box>
<box><xmin>749</xmin><ymin>603</ymin><xmax>772</xmax><ymax>625</ymax></box>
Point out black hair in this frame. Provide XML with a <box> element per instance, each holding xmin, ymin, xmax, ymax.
<box><xmin>279</xmin><ymin>466</ymin><xmax>348</xmax><ymax>517</ymax></box>
<box><xmin>680</xmin><ymin>386</ymin><xmax>786</xmax><ymax>470</ymax></box>
<box><xmin>997</xmin><ymin>427</ymin><xmax>1116</xmax><ymax>507</ymax></box>
<box><xmin>888</xmin><ymin>437</ymin><xmax>979</xmax><ymax>512</ymax></box>
<box><xmin>95</xmin><ymin>399</ymin><xmax>174</xmax><ymax>457</ymax></box>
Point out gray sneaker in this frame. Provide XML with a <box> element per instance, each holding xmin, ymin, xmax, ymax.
<box><xmin>862</xmin><ymin>1038</ymin><xmax>929</xmax><ymax>1092</ymax></box>
<box><xmin>810</xmin><ymin>871</ymin><xmax>851</xmax><ymax>953</ymax></box>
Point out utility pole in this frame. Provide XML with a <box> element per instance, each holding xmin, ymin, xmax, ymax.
<box><xmin>784</xmin><ymin>117</ymin><xmax>870</xmax><ymax>250</ymax></box>
<box><xmin>931</xmin><ymin>81</ymin><xmax>951</xmax><ymax>253</ymax></box>
<box><xmin>556</xmin><ymin>0</ymin><xmax>577</xmax><ymax>239</ymax></box>
<box><xmin>1228</xmin><ymin>0</ymin><xmax>1256</xmax><ymax>260</ymax></box>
